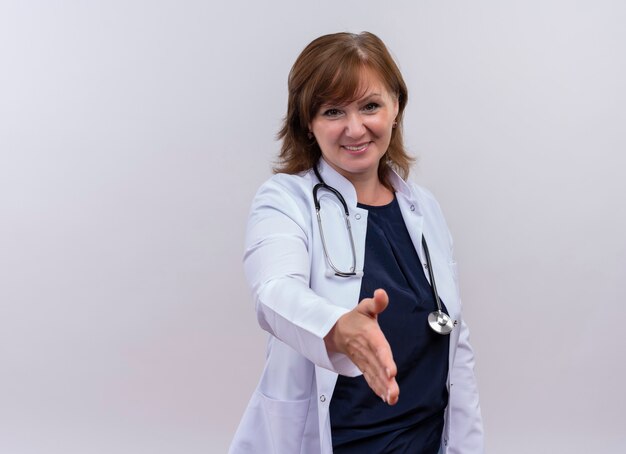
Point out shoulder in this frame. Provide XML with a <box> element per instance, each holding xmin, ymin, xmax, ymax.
<box><xmin>407</xmin><ymin>181</ymin><xmax>437</xmax><ymax>203</ymax></box>
<box><xmin>406</xmin><ymin>181</ymin><xmax>446</xmax><ymax>217</ymax></box>
<box><xmin>389</xmin><ymin>171</ymin><xmax>442</xmax><ymax>213</ymax></box>
<box><xmin>248</xmin><ymin>171</ymin><xmax>315</xmax><ymax>224</ymax></box>
<box><xmin>255</xmin><ymin>171</ymin><xmax>313</xmax><ymax>196</ymax></box>
<box><xmin>405</xmin><ymin>181</ymin><xmax>455</xmax><ymax>248</ymax></box>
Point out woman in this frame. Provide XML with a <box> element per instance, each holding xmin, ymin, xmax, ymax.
<box><xmin>230</xmin><ymin>32</ymin><xmax>484</xmax><ymax>453</ymax></box>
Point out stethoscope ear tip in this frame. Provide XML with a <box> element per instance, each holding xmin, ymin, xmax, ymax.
<box><xmin>324</xmin><ymin>270</ymin><xmax>364</xmax><ymax>278</ymax></box>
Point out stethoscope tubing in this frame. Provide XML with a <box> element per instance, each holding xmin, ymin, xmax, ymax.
<box><xmin>313</xmin><ymin>167</ymin><xmax>358</xmax><ymax>277</ymax></box>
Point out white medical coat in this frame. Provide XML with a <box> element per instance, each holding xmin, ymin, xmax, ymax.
<box><xmin>230</xmin><ymin>159</ymin><xmax>484</xmax><ymax>453</ymax></box>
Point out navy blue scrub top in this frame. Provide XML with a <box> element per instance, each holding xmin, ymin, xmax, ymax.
<box><xmin>330</xmin><ymin>196</ymin><xmax>450</xmax><ymax>454</ymax></box>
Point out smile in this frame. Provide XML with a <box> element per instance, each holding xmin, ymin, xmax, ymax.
<box><xmin>342</xmin><ymin>142</ymin><xmax>371</xmax><ymax>152</ymax></box>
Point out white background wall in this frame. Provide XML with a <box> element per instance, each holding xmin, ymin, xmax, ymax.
<box><xmin>1</xmin><ymin>1</ymin><xmax>625</xmax><ymax>453</ymax></box>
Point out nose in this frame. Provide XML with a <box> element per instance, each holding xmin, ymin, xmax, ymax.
<box><xmin>344</xmin><ymin>113</ymin><xmax>366</xmax><ymax>138</ymax></box>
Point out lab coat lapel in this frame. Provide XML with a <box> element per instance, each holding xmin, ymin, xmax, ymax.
<box><xmin>389</xmin><ymin>172</ymin><xmax>427</xmax><ymax>268</ymax></box>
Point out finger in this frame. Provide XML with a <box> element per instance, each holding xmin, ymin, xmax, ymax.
<box><xmin>372</xmin><ymin>334</ymin><xmax>396</xmax><ymax>380</ymax></box>
<box><xmin>386</xmin><ymin>378</ymin><xmax>400</xmax><ymax>406</ymax></box>
<box><xmin>375</xmin><ymin>343</ymin><xmax>400</xmax><ymax>404</ymax></box>
<box><xmin>364</xmin><ymin>336</ymin><xmax>399</xmax><ymax>404</ymax></box>
<box><xmin>361</xmin><ymin>364</ymin><xmax>399</xmax><ymax>405</ymax></box>
<box><xmin>357</xmin><ymin>288</ymin><xmax>389</xmax><ymax>318</ymax></box>
<box><xmin>373</xmin><ymin>288</ymin><xmax>389</xmax><ymax>307</ymax></box>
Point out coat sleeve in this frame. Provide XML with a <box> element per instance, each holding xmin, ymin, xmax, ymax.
<box><xmin>446</xmin><ymin>230</ymin><xmax>485</xmax><ymax>453</ymax></box>
<box><xmin>446</xmin><ymin>317</ymin><xmax>485</xmax><ymax>453</ymax></box>
<box><xmin>243</xmin><ymin>176</ymin><xmax>359</xmax><ymax>376</ymax></box>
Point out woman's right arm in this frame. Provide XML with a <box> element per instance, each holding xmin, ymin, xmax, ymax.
<box><xmin>244</xmin><ymin>177</ymin><xmax>399</xmax><ymax>403</ymax></box>
<box><xmin>244</xmin><ymin>177</ymin><xmax>353</xmax><ymax>373</ymax></box>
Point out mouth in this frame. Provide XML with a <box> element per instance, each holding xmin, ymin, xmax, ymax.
<box><xmin>341</xmin><ymin>142</ymin><xmax>371</xmax><ymax>153</ymax></box>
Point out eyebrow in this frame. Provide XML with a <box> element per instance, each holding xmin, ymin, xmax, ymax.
<box><xmin>332</xmin><ymin>93</ymin><xmax>383</xmax><ymax>105</ymax></box>
<box><xmin>319</xmin><ymin>93</ymin><xmax>383</xmax><ymax>109</ymax></box>
<box><xmin>359</xmin><ymin>93</ymin><xmax>382</xmax><ymax>101</ymax></box>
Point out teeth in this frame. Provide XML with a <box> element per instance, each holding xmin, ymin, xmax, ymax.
<box><xmin>344</xmin><ymin>144</ymin><xmax>368</xmax><ymax>151</ymax></box>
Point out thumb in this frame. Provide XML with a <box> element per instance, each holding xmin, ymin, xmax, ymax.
<box><xmin>358</xmin><ymin>288</ymin><xmax>389</xmax><ymax>318</ymax></box>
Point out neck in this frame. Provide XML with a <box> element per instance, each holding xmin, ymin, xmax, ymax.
<box><xmin>319</xmin><ymin>159</ymin><xmax>394</xmax><ymax>206</ymax></box>
<box><xmin>350</xmin><ymin>173</ymin><xmax>394</xmax><ymax>206</ymax></box>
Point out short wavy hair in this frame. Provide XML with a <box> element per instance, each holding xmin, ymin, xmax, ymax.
<box><xmin>275</xmin><ymin>31</ymin><xmax>412</xmax><ymax>183</ymax></box>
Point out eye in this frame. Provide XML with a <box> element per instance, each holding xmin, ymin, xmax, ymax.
<box><xmin>362</xmin><ymin>102</ymin><xmax>380</xmax><ymax>113</ymax></box>
<box><xmin>322</xmin><ymin>108</ymin><xmax>342</xmax><ymax>118</ymax></box>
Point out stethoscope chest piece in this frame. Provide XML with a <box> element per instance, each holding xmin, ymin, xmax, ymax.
<box><xmin>428</xmin><ymin>310</ymin><xmax>454</xmax><ymax>335</ymax></box>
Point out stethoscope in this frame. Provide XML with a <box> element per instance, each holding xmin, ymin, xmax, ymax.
<box><xmin>313</xmin><ymin>165</ymin><xmax>455</xmax><ymax>335</ymax></box>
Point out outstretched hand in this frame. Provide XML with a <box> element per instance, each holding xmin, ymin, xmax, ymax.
<box><xmin>324</xmin><ymin>289</ymin><xmax>399</xmax><ymax>405</ymax></box>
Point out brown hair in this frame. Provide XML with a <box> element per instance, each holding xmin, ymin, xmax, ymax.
<box><xmin>274</xmin><ymin>31</ymin><xmax>412</xmax><ymax>184</ymax></box>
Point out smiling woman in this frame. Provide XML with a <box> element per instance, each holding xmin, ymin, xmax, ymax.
<box><xmin>275</xmin><ymin>32</ymin><xmax>412</xmax><ymax>186</ymax></box>
<box><xmin>309</xmin><ymin>68</ymin><xmax>399</xmax><ymax>205</ymax></box>
<box><xmin>230</xmin><ymin>32</ymin><xmax>484</xmax><ymax>454</ymax></box>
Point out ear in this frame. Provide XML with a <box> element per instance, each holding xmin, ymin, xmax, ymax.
<box><xmin>392</xmin><ymin>95</ymin><xmax>399</xmax><ymax>118</ymax></box>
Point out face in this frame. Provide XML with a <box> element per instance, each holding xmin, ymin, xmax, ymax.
<box><xmin>309</xmin><ymin>69</ymin><xmax>399</xmax><ymax>184</ymax></box>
